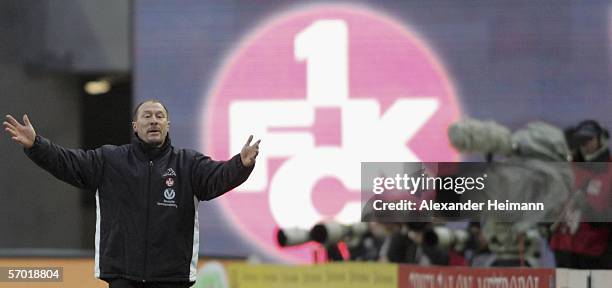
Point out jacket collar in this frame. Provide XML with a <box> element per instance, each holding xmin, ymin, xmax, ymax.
<box><xmin>131</xmin><ymin>133</ymin><xmax>172</xmax><ymax>160</ymax></box>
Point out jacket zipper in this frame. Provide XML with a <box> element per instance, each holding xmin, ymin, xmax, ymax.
<box><xmin>143</xmin><ymin>160</ymin><xmax>153</xmax><ymax>282</ymax></box>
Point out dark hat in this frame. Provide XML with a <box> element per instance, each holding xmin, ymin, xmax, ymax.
<box><xmin>573</xmin><ymin>120</ymin><xmax>603</xmax><ymax>145</ymax></box>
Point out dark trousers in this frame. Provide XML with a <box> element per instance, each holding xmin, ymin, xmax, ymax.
<box><xmin>107</xmin><ymin>278</ymin><xmax>193</xmax><ymax>288</ymax></box>
<box><xmin>554</xmin><ymin>250</ymin><xmax>608</xmax><ymax>269</ymax></box>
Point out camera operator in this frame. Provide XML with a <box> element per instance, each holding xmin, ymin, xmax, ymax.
<box><xmin>550</xmin><ymin>120</ymin><xmax>612</xmax><ymax>269</ymax></box>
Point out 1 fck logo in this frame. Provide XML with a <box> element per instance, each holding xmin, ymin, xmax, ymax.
<box><xmin>204</xmin><ymin>6</ymin><xmax>460</xmax><ymax>262</ymax></box>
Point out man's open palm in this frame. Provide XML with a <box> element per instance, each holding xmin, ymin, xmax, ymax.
<box><xmin>240</xmin><ymin>135</ymin><xmax>260</xmax><ymax>167</ymax></box>
<box><xmin>3</xmin><ymin>114</ymin><xmax>36</xmax><ymax>149</ymax></box>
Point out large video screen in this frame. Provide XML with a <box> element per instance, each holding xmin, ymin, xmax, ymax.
<box><xmin>135</xmin><ymin>0</ymin><xmax>612</xmax><ymax>262</ymax></box>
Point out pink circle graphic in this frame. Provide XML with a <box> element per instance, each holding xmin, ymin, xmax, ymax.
<box><xmin>203</xmin><ymin>4</ymin><xmax>461</xmax><ymax>263</ymax></box>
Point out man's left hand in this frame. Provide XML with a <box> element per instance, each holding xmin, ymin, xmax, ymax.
<box><xmin>240</xmin><ymin>135</ymin><xmax>260</xmax><ymax>167</ymax></box>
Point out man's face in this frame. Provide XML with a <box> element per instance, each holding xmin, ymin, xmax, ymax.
<box><xmin>580</xmin><ymin>137</ymin><xmax>600</xmax><ymax>155</ymax></box>
<box><xmin>132</xmin><ymin>102</ymin><xmax>170</xmax><ymax>147</ymax></box>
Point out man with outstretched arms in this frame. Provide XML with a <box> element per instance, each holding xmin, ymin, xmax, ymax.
<box><xmin>3</xmin><ymin>100</ymin><xmax>260</xmax><ymax>288</ymax></box>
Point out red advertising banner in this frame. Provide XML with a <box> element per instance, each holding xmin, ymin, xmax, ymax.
<box><xmin>399</xmin><ymin>265</ymin><xmax>555</xmax><ymax>288</ymax></box>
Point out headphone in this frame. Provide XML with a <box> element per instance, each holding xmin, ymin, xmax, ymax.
<box><xmin>569</xmin><ymin>120</ymin><xmax>610</xmax><ymax>161</ymax></box>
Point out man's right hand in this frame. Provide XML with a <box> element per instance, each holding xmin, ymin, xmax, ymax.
<box><xmin>3</xmin><ymin>114</ymin><xmax>36</xmax><ymax>149</ymax></box>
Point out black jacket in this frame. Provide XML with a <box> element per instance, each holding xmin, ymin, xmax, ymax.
<box><xmin>25</xmin><ymin>134</ymin><xmax>253</xmax><ymax>282</ymax></box>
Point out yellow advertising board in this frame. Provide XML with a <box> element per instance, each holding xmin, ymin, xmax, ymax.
<box><xmin>227</xmin><ymin>262</ymin><xmax>397</xmax><ymax>288</ymax></box>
